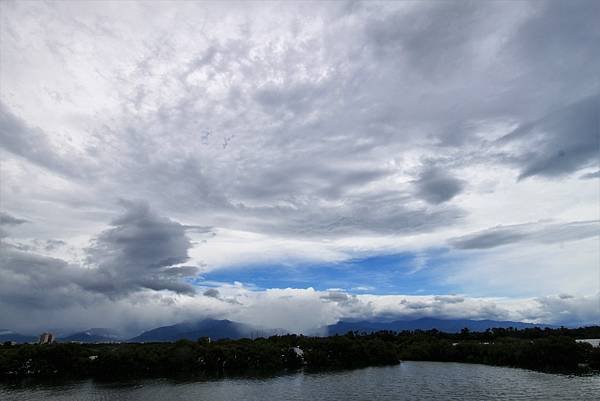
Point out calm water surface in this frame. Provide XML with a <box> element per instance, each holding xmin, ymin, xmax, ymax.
<box><xmin>1</xmin><ymin>361</ymin><xmax>598</xmax><ymax>401</ymax></box>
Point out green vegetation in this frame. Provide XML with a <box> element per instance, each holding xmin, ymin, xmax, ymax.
<box><xmin>0</xmin><ymin>334</ymin><xmax>398</xmax><ymax>379</ymax></box>
<box><xmin>399</xmin><ymin>325</ymin><xmax>600</xmax><ymax>373</ymax></box>
<box><xmin>1</xmin><ymin>326</ymin><xmax>599</xmax><ymax>380</ymax></box>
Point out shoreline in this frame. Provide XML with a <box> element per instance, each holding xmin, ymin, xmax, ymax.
<box><xmin>2</xmin><ymin>327</ymin><xmax>600</xmax><ymax>381</ymax></box>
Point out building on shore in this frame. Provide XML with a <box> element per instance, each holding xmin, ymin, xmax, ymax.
<box><xmin>38</xmin><ymin>332</ymin><xmax>55</xmax><ymax>344</ymax></box>
<box><xmin>575</xmin><ymin>338</ymin><xmax>600</xmax><ymax>347</ymax></box>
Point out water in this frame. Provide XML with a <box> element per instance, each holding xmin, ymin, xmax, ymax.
<box><xmin>1</xmin><ymin>362</ymin><xmax>598</xmax><ymax>401</ymax></box>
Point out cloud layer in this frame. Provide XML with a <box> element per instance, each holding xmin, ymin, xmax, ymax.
<box><xmin>0</xmin><ymin>0</ymin><xmax>598</xmax><ymax>334</ymax></box>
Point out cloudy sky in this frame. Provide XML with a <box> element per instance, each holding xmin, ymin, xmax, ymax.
<box><xmin>1</xmin><ymin>0</ymin><xmax>599</xmax><ymax>336</ymax></box>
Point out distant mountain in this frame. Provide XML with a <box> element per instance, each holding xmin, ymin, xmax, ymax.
<box><xmin>61</xmin><ymin>328</ymin><xmax>122</xmax><ymax>343</ymax></box>
<box><xmin>0</xmin><ymin>329</ymin><xmax>37</xmax><ymax>344</ymax></box>
<box><xmin>128</xmin><ymin>319</ymin><xmax>281</xmax><ymax>343</ymax></box>
<box><xmin>326</xmin><ymin>318</ymin><xmax>553</xmax><ymax>335</ymax></box>
<box><xmin>1</xmin><ymin>317</ymin><xmax>555</xmax><ymax>345</ymax></box>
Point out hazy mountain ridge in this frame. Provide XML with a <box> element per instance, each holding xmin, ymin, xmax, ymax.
<box><xmin>1</xmin><ymin>318</ymin><xmax>558</xmax><ymax>344</ymax></box>
<box><xmin>0</xmin><ymin>330</ymin><xmax>37</xmax><ymax>344</ymax></box>
<box><xmin>61</xmin><ymin>328</ymin><xmax>122</xmax><ymax>343</ymax></box>
<box><xmin>128</xmin><ymin>319</ymin><xmax>283</xmax><ymax>342</ymax></box>
<box><xmin>325</xmin><ymin>317</ymin><xmax>555</xmax><ymax>335</ymax></box>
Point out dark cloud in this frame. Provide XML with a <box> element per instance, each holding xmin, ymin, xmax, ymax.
<box><xmin>449</xmin><ymin>227</ymin><xmax>528</xmax><ymax>250</ymax></box>
<box><xmin>44</xmin><ymin>239</ymin><xmax>66</xmax><ymax>251</ymax></box>
<box><xmin>235</xmin><ymin>160</ymin><xmax>391</xmax><ymax>202</ymax></box>
<box><xmin>400</xmin><ymin>299</ymin><xmax>431</xmax><ymax>310</ymax></box>
<box><xmin>2</xmin><ymin>200</ymin><xmax>199</xmax><ymax>304</ymax></box>
<box><xmin>414</xmin><ymin>167</ymin><xmax>465</xmax><ymax>204</ymax></box>
<box><xmin>362</xmin><ymin>0</ymin><xmax>600</xmax><ymax>150</ymax></box>
<box><xmin>434</xmin><ymin>295</ymin><xmax>465</xmax><ymax>304</ymax></box>
<box><xmin>580</xmin><ymin>171</ymin><xmax>600</xmax><ymax>180</ymax></box>
<box><xmin>241</xmin><ymin>191</ymin><xmax>464</xmax><ymax>237</ymax></box>
<box><xmin>500</xmin><ymin>94</ymin><xmax>600</xmax><ymax>180</ymax></box>
<box><xmin>0</xmin><ymin>102</ymin><xmax>91</xmax><ymax>178</ymax></box>
<box><xmin>0</xmin><ymin>212</ymin><xmax>29</xmax><ymax>226</ymax></box>
<box><xmin>85</xmin><ymin>200</ymin><xmax>199</xmax><ymax>296</ymax></box>
<box><xmin>320</xmin><ymin>291</ymin><xmax>359</xmax><ymax>308</ymax></box>
<box><xmin>0</xmin><ymin>245</ymin><xmax>95</xmax><ymax>309</ymax></box>
<box><xmin>203</xmin><ymin>288</ymin><xmax>221</xmax><ymax>298</ymax></box>
<box><xmin>510</xmin><ymin>1</ymin><xmax>600</xmax><ymax>85</ymax></box>
<box><xmin>320</xmin><ymin>291</ymin><xmax>350</xmax><ymax>303</ymax></box>
<box><xmin>450</xmin><ymin>220</ymin><xmax>600</xmax><ymax>250</ymax></box>
<box><xmin>531</xmin><ymin>221</ymin><xmax>599</xmax><ymax>246</ymax></box>
<box><xmin>0</xmin><ymin>212</ymin><xmax>29</xmax><ymax>239</ymax></box>
<box><xmin>366</xmin><ymin>1</ymin><xmax>486</xmax><ymax>80</ymax></box>
<box><xmin>203</xmin><ymin>288</ymin><xmax>242</xmax><ymax>305</ymax></box>
<box><xmin>0</xmin><ymin>201</ymin><xmax>202</xmax><ymax>318</ymax></box>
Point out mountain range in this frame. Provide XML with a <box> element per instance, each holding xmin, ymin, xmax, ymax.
<box><xmin>1</xmin><ymin>318</ymin><xmax>557</xmax><ymax>344</ymax></box>
<box><xmin>60</xmin><ymin>328</ymin><xmax>122</xmax><ymax>343</ymax></box>
<box><xmin>0</xmin><ymin>330</ymin><xmax>37</xmax><ymax>344</ymax></box>
<box><xmin>324</xmin><ymin>318</ymin><xmax>553</xmax><ymax>335</ymax></box>
<box><xmin>128</xmin><ymin>319</ymin><xmax>284</xmax><ymax>342</ymax></box>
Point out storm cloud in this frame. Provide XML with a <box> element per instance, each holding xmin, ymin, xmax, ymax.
<box><xmin>0</xmin><ymin>201</ymin><xmax>200</xmax><ymax>317</ymax></box>
<box><xmin>84</xmin><ymin>200</ymin><xmax>200</xmax><ymax>296</ymax></box>
<box><xmin>414</xmin><ymin>167</ymin><xmax>466</xmax><ymax>204</ymax></box>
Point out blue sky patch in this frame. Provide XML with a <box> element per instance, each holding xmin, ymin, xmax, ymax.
<box><xmin>200</xmin><ymin>249</ymin><xmax>456</xmax><ymax>295</ymax></box>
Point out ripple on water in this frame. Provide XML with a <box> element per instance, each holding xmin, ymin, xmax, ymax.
<box><xmin>1</xmin><ymin>362</ymin><xmax>599</xmax><ymax>401</ymax></box>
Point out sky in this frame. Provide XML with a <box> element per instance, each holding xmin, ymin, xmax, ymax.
<box><xmin>0</xmin><ymin>0</ymin><xmax>599</xmax><ymax>336</ymax></box>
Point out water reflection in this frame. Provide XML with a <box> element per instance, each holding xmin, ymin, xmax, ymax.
<box><xmin>1</xmin><ymin>362</ymin><xmax>598</xmax><ymax>401</ymax></box>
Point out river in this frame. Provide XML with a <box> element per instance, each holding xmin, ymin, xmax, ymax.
<box><xmin>1</xmin><ymin>361</ymin><xmax>598</xmax><ymax>401</ymax></box>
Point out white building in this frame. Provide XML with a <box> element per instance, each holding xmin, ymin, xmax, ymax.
<box><xmin>575</xmin><ymin>338</ymin><xmax>600</xmax><ymax>347</ymax></box>
<box><xmin>38</xmin><ymin>332</ymin><xmax>55</xmax><ymax>344</ymax></box>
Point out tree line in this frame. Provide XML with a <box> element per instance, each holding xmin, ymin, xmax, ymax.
<box><xmin>1</xmin><ymin>326</ymin><xmax>599</xmax><ymax>379</ymax></box>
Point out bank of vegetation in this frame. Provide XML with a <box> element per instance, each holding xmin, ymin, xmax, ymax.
<box><xmin>1</xmin><ymin>326</ymin><xmax>599</xmax><ymax>379</ymax></box>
